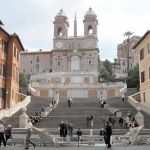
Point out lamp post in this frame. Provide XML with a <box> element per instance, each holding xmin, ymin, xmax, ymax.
<box><xmin>123</xmin><ymin>31</ymin><xmax>133</xmax><ymax>77</ymax></box>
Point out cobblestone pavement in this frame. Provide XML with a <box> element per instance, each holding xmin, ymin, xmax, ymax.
<box><xmin>1</xmin><ymin>145</ymin><xmax>150</xmax><ymax>150</ymax></box>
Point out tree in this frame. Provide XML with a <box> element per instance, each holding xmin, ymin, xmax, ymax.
<box><xmin>126</xmin><ymin>64</ymin><xmax>139</xmax><ymax>88</ymax></box>
<box><xmin>19</xmin><ymin>72</ymin><xmax>28</xmax><ymax>87</ymax></box>
<box><xmin>98</xmin><ymin>59</ymin><xmax>115</xmax><ymax>82</ymax></box>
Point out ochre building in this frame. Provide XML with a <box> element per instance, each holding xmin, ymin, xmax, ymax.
<box><xmin>0</xmin><ymin>24</ymin><xmax>24</xmax><ymax>109</ymax></box>
<box><xmin>133</xmin><ymin>31</ymin><xmax>150</xmax><ymax>108</ymax></box>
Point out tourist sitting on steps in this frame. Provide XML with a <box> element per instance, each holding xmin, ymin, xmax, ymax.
<box><xmin>100</xmin><ymin>128</ymin><xmax>105</xmax><ymax>136</ymax></box>
<box><xmin>101</xmin><ymin>99</ymin><xmax>106</xmax><ymax>108</ymax></box>
<box><xmin>76</xmin><ymin>129</ymin><xmax>82</xmax><ymax>142</ymax></box>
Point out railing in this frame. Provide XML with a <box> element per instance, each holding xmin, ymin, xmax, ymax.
<box><xmin>128</xmin><ymin>92</ymin><xmax>150</xmax><ymax>115</ymax></box>
<box><xmin>0</xmin><ymin>95</ymin><xmax>31</xmax><ymax>119</ymax></box>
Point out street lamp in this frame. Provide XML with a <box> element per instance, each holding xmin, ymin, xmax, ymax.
<box><xmin>123</xmin><ymin>31</ymin><xmax>133</xmax><ymax>77</ymax></box>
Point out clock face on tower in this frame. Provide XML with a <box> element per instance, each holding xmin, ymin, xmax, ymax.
<box><xmin>56</xmin><ymin>42</ymin><xmax>63</xmax><ymax>48</ymax></box>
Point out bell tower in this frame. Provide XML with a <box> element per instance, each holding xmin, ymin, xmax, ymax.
<box><xmin>83</xmin><ymin>7</ymin><xmax>98</xmax><ymax>37</ymax></box>
<box><xmin>53</xmin><ymin>9</ymin><xmax>69</xmax><ymax>39</ymax></box>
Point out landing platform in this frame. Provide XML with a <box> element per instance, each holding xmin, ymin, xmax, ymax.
<box><xmin>2</xmin><ymin>145</ymin><xmax>150</xmax><ymax>150</ymax></box>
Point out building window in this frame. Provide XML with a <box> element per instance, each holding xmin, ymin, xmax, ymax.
<box><xmin>123</xmin><ymin>69</ymin><xmax>126</xmax><ymax>73</ymax></box>
<box><xmin>140</xmin><ymin>48</ymin><xmax>144</xmax><ymax>60</ymax></box>
<box><xmin>149</xmin><ymin>67</ymin><xmax>150</xmax><ymax>79</ymax></box>
<box><xmin>58</xmin><ymin>27</ymin><xmax>63</xmax><ymax>37</ymax></box>
<box><xmin>16</xmin><ymin>68</ymin><xmax>19</xmax><ymax>82</ymax></box>
<box><xmin>2</xmin><ymin>41</ymin><xmax>8</xmax><ymax>54</ymax></box>
<box><xmin>36</xmin><ymin>64</ymin><xmax>39</xmax><ymax>72</ymax></box>
<box><xmin>36</xmin><ymin>56</ymin><xmax>39</xmax><ymax>62</ymax></box>
<box><xmin>143</xmin><ymin>92</ymin><xmax>146</xmax><ymax>102</ymax></box>
<box><xmin>88</xmin><ymin>25</ymin><xmax>93</xmax><ymax>35</ymax></box>
<box><xmin>122</xmin><ymin>62</ymin><xmax>125</xmax><ymax>66</ymax></box>
<box><xmin>57</xmin><ymin>61</ymin><xmax>60</xmax><ymax>66</ymax></box>
<box><xmin>141</xmin><ymin>71</ymin><xmax>145</xmax><ymax>83</ymax></box>
<box><xmin>2</xmin><ymin>64</ymin><xmax>6</xmax><ymax>77</ymax></box>
<box><xmin>89</xmin><ymin>60</ymin><xmax>92</xmax><ymax>65</ymax></box>
<box><xmin>49</xmin><ymin>68</ymin><xmax>52</xmax><ymax>72</ymax></box>
<box><xmin>17</xmin><ymin>51</ymin><xmax>19</xmax><ymax>61</ymax></box>
<box><xmin>0</xmin><ymin>88</ymin><xmax>5</xmax><ymax>99</ymax></box>
<box><xmin>147</xmin><ymin>43</ymin><xmax>150</xmax><ymax>54</ymax></box>
<box><xmin>14</xmin><ymin>46</ymin><xmax>16</xmax><ymax>57</ymax></box>
<box><xmin>0</xmin><ymin>63</ymin><xmax>2</xmax><ymax>76</ymax></box>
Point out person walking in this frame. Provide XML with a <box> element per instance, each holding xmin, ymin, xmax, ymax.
<box><xmin>118</xmin><ymin>116</ymin><xmax>124</xmax><ymax>129</ymax></box>
<box><xmin>59</xmin><ymin>121</ymin><xmax>65</xmax><ymax>138</ymax></box>
<box><xmin>90</xmin><ymin>115</ymin><xmax>94</xmax><ymax>128</ymax></box>
<box><xmin>0</xmin><ymin>120</ymin><xmax>6</xmax><ymax>148</ymax></box>
<box><xmin>68</xmin><ymin>98</ymin><xmax>71</xmax><ymax>107</ymax></box>
<box><xmin>104</xmin><ymin>122</ymin><xmax>112</xmax><ymax>148</ymax></box>
<box><xmin>24</xmin><ymin>118</ymin><xmax>36</xmax><ymax>149</ymax></box>
<box><xmin>68</xmin><ymin>121</ymin><xmax>73</xmax><ymax>138</ymax></box>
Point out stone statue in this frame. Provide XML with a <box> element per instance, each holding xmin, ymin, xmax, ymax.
<box><xmin>19</xmin><ymin>107</ymin><xmax>29</xmax><ymax>128</ymax></box>
<box><xmin>135</xmin><ymin>106</ymin><xmax>144</xmax><ymax>127</ymax></box>
<box><xmin>124</xmin><ymin>125</ymin><xmax>143</xmax><ymax>144</ymax></box>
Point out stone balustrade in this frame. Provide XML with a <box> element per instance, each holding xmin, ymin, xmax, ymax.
<box><xmin>0</xmin><ymin>95</ymin><xmax>31</xmax><ymax>119</ymax></box>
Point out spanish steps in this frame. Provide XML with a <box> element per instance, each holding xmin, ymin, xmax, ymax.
<box><xmin>4</xmin><ymin>88</ymin><xmax>150</xmax><ymax>133</ymax></box>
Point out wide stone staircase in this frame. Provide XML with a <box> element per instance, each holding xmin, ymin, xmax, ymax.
<box><xmin>35</xmin><ymin>98</ymin><xmax>111</xmax><ymax>129</ymax></box>
<box><xmin>4</xmin><ymin>88</ymin><xmax>150</xmax><ymax>130</ymax></box>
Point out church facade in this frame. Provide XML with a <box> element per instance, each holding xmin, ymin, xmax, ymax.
<box><xmin>21</xmin><ymin>8</ymin><xmax>99</xmax><ymax>75</ymax></box>
<box><xmin>21</xmin><ymin>8</ymin><xmax>123</xmax><ymax>98</ymax></box>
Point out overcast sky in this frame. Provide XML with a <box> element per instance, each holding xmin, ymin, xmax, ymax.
<box><xmin>1</xmin><ymin>0</ymin><xmax>150</xmax><ymax>61</ymax></box>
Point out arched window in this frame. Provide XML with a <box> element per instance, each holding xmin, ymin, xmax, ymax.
<box><xmin>58</xmin><ymin>27</ymin><xmax>63</xmax><ymax>37</ymax></box>
<box><xmin>88</xmin><ymin>25</ymin><xmax>93</xmax><ymax>35</ymax></box>
<box><xmin>89</xmin><ymin>60</ymin><xmax>92</xmax><ymax>65</ymax></box>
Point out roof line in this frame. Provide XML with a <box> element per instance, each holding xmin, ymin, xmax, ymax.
<box><xmin>133</xmin><ymin>30</ymin><xmax>150</xmax><ymax>49</ymax></box>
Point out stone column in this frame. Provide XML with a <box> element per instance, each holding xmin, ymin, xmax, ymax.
<box><xmin>19</xmin><ymin>107</ymin><xmax>29</xmax><ymax>128</ymax></box>
<box><xmin>135</xmin><ymin>106</ymin><xmax>144</xmax><ymax>127</ymax></box>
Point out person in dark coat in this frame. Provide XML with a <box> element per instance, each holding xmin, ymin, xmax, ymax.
<box><xmin>76</xmin><ymin>129</ymin><xmax>82</xmax><ymax>141</ymax></box>
<box><xmin>4</xmin><ymin>124</ymin><xmax>12</xmax><ymax>144</ymax></box>
<box><xmin>104</xmin><ymin>121</ymin><xmax>112</xmax><ymax>148</ymax></box>
<box><xmin>59</xmin><ymin>121</ymin><xmax>65</xmax><ymax>137</ymax></box>
<box><xmin>67</xmin><ymin>98</ymin><xmax>71</xmax><ymax>107</ymax></box>
<box><xmin>118</xmin><ymin>116</ymin><xmax>124</xmax><ymax>129</ymax></box>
